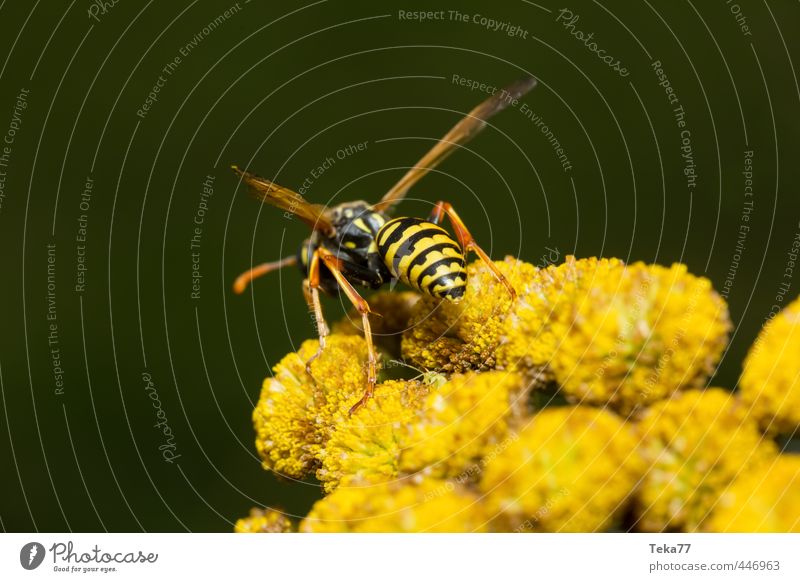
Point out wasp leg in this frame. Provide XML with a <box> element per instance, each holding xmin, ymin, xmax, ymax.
<box><xmin>233</xmin><ymin>255</ymin><xmax>297</xmax><ymax>294</ymax></box>
<box><xmin>429</xmin><ymin>201</ymin><xmax>516</xmax><ymax>301</ymax></box>
<box><xmin>316</xmin><ymin>247</ymin><xmax>378</xmax><ymax>415</ymax></box>
<box><xmin>303</xmin><ymin>249</ymin><xmax>330</xmax><ymax>376</ymax></box>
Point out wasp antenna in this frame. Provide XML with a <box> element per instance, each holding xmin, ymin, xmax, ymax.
<box><xmin>506</xmin><ymin>76</ymin><xmax>538</xmax><ymax>100</ymax></box>
<box><xmin>233</xmin><ymin>256</ymin><xmax>298</xmax><ymax>294</ymax></box>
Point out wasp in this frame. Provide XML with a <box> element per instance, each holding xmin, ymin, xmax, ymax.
<box><xmin>232</xmin><ymin>77</ymin><xmax>537</xmax><ymax>413</ymax></box>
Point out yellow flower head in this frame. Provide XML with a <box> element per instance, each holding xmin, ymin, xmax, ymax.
<box><xmin>401</xmin><ymin>258</ymin><xmax>538</xmax><ymax>373</ymax></box>
<box><xmin>497</xmin><ymin>256</ymin><xmax>625</xmax><ymax>374</ymax></box>
<box><xmin>234</xmin><ymin>507</ymin><xmax>294</xmax><ymax>533</ymax></box>
<box><xmin>740</xmin><ymin>295</ymin><xmax>800</xmax><ymax>434</ymax></box>
<box><xmin>316</xmin><ymin>380</ymin><xmax>428</xmax><ymax>492</ymax></box>
<box><xmin>501</xmin><ymin>259</ymin><xmax>730</xmax><ymax>413</ymax></box>
<box><xmin>635</xmin><ymin>388</ymin><xmax>776</xmax><ymax>532</ymax></box>
<box><xmin>706</xmin><ymin>455</ymin><xmax>800</xmax><ymax>532</ymax></box>
<box><xmin>300</xmin><ymin>478</ymin><xmax>488</xmax><ymax>532</ymax></box>
<box><xmin>253</xmin><ymin>335</ymin><xmax>371</xmax><ymax>479</ymax></box>
<box><xmin>480</xmin><ymin>406</ymin><xmax>643</xmax><ymax>532</ymax></box>
<box><xmin>398</xmin><ymin>371</ymin><xmax>527</xmax><ymax>480</ymax></box>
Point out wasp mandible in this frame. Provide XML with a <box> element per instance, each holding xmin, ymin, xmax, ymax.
<box><xmin>232</xmin><ymin>77</ymin><xmax>537</xmax><ymax>413</ymax></box>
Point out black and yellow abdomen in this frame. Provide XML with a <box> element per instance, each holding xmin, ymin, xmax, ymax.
<box><xmin>376</xmin><ymin>217</ymin><xmax>467</xmax><ymax>301</ymax></box>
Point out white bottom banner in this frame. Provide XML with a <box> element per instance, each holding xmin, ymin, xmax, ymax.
<box><xmin>1</xmin><ymin>533</ymin><xmax>798</xmax><ymax>581</ymax></box>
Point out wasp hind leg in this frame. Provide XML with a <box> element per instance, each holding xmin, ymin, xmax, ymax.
<box><xmin>303</xmin><ymin>249</ymin><xmax>330</xmax><ymax>375</ymax></box>
<box><xmin>315</xmin><ymin>247</ymin><xmax>378</xmax><ymax>415</ymax></box>
<box><xmin>429</xmin><ymin>201</ymin><xmax>516</xmax><ymax>300</ymax></box>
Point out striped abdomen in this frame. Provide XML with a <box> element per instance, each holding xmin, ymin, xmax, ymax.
<box><xmin>376</xmin><ymin>217</ymin><xmax>467</xmax><ymax>301</ymax></box>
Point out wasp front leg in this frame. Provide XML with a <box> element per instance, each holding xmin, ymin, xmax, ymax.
<box><xmin>429</xmin><ymin>201</ymin><xmax>516</xmax><ymax>300</ymax></box>
<box><xmin>316</xmin><ymin>247</ymin><xmax>378</xmax><ymax>415</ymax></box>
<box><xmin>303</xmin><ymin>249</ymin><xmax>330</xmax><ymax>375</ymax></box>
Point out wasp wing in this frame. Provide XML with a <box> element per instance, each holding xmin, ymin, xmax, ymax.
<box><xmin>232</xmin><ymin>165</ymin><xmax>334</xmax><ymax>234</ymax></box>
<box><xmin>373</xmin><ymin>76</ymin><xmax>537</xmax><ymax>213</ymax></box>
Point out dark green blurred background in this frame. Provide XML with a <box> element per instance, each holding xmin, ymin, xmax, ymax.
<box><xmin>0</xmin><ymin>0</ymin><xmax>798</xmax><ymax>531</ymax></box>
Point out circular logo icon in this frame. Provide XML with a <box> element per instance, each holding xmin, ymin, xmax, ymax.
<box><xmin>19</xmin><ymin>542</ymin><xmax>46</xmax><ymax>570</ymax></box>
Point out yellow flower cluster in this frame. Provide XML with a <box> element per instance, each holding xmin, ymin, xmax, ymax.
<box><xmin>252</xmin><ymin>335</ymin><xmax>370</xmax><ymax>478</ymax></box>
<box><xmin>234</xmin><ymin>508</ymin><xmax>294</xmax><ymax>533</ymax></box>
<box><xmin>496</xmin><ymin>258</ymin><xmax>730</xmax><ymax>413</ymax></box>
<box><xmin>238</xmin><ymin>256</ymin><xmax>799</xmax><ymax>533</ymax></box>
<box><xmin>497</xmin><ymin>256</ymin><xmax>624</xmax><ymax>375</ymax></box>
<box><xmin>316</xmin><ymin>380</ymin><xmax>428</xmax><ymax>492</ymax></box>
<box><xmin>480</xmin><ymin>406</ymin><xmax>643</xmax><ymax>532</ymax></box>
<box><xmin>548</xmin><ymin>263</ymin><xmax>729</xmax><ymax>413</ymax></box>
<box><xmin>398</xmin><ymin>371</ymin><xmax>526</xmax><ymax>479</ymax></box>
<box><xmin>635</xmin><ymin>389</ymin><xmax>776</xmax><ymax>532</ymax></box>
<box><xmin>402</xmin><ymin>258</ymin><xmax>537</xmax><ymax>372</ymax></box>
<box><xmin>705</xmin><ymin>455</ymin><xmax>800</xmax><ymax>532</ymax></box>
<box><xmin>315</xmin><ymin>371</ymin><xmax>526</xmax><ymax>491</ymax></box>
<box><xmin>252</xmin><ymin>326</ymin><xmax>527</xmax><ymax>493</ymax></box>
<box><xmin>300</xmin><ymin>478</ymin><xmax>488</xmax><ymax>532</ymax></box>
<box><xmin>740</xmin><ymin>295</ymin><xmax>800</xmax><ymax>434</ymax></box>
